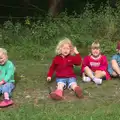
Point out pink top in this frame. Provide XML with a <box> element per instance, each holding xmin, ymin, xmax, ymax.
<box><xmin>81</xmin><ymin>55</ymin><xmax>111</xmax><ymax>80</ymax></box>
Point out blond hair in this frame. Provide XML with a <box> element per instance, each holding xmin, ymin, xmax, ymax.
<box><xmin>55</xmin><ymin>38</ymin><xmax>74</xmax><ymax>55</ymax></box>
<box><xmin>91</xmin><ymin>41</ymin><xmax>100</xmax><ymax>49</ymax></box>
<box><xmin>0</xmin><ymin>48</ymin><xmax>7</xmax><ymax>55</ymax></box>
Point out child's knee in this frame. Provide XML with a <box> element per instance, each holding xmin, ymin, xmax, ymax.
<box><xmin>95</xmin><ymin>71</ymin><xmax>106</xmax><ymax>76</ymax></box>
<box><xmin>84</xmin><ymin>66</ymin><xmax>90</xmax><ymax>71</ymax></box>
<box><xmin>2</xmin><ymin>83</ymin><xmax>15</xmax><ymax>94</ymax></box>
<box><xmin>57</xmin><ymin>83</ymin><xmax>65</xmax><ymax>89</ymax></box>
<box><xmin>111</xmin><ymin>59</ymin><xmax>117</xmax><ymax>64</ymax></box>
<box><xmin>69</xmin><ymin>82</ymin><xmax>77</xmax><ymax>90</ymax></box>
<box><xmin>112</xmin><ymin>72</ymin><xmax>118</xmax><ymax>77</ymax></box>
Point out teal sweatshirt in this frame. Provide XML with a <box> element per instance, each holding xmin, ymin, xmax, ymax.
<box><xmin>0</xmin><ymin>60</ymin><xmax>15</xmax><ymax>83</ymax></box>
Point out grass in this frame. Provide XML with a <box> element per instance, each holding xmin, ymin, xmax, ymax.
<box><xmin>0</xmin><ymin>53</ymin><xmax>120</xmax><ymax>120</ymax></box>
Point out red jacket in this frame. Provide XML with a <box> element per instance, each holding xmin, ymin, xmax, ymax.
<box><xmin>47</xmin><ymin>54</ymin><xmax>82</xmax><ymax>78</ymax></box>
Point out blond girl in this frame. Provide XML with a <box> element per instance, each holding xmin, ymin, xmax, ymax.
<box><xmin>0</xmin><ymin>48</ymin><xmax>15</xmax><ymax>107</ymax></box>
<box><xmin>81</xmin><ymin>41</ymin><xmax>111</xmax><ymax>85</ymax></box>
<box><xmin>47</xmin><ymin>38</ymin><xmax>83</xmax><ymax>100</ymax></box>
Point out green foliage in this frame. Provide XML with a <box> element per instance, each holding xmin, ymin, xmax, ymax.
<box><xmin>1</xmin><ymin>3</ymin><xmax>120</xmax><ymax>59</ymax></box>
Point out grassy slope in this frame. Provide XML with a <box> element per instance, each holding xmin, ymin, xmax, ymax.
<box><xmin>0</xmin><ymin>59</ymin><xmax>120</xmax><ymax>120</ymax></box>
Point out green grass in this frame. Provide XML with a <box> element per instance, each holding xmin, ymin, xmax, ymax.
<box><xmin>0</xmin><ymin>58</ymin><xmax>120</xmax><ymax>120</ymax></box>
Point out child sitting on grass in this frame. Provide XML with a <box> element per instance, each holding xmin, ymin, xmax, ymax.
<box><xmin>81</xmin><ymin>41</ymin><xmax>111</xmax><ymax>85</ymax></box>
<box><xmin>0</xmin><ymin>48</ymin><xmax>15</xmax><ymax>107</ymax></box>
<box><xmin>47</xmin><ymin>38</ymin><xmax>83</xmax><ymax>100</ymax></box>
<box><xmin>108</xmin><ymin>41</ymin><xmax>120</xmax><ymax>77</ymax></box>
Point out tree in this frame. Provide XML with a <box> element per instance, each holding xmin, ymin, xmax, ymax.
<box><xmin>48</xmin><ymin>0</ymin><xmax>63</xmax><ymax>17</ymax></box>
<box><xmin>109</xmin><ymin>0</ymin><xmax>117</xmax><ymax>8</ymax></box>
<box><xmin>23</xmin><ymin>0</ymin><xmax>30</xmax><ymax>16</ymax></box>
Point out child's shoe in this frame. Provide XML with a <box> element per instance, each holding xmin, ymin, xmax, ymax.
<box><xmin>93</xmin><ymin>77</ymin><xmax>102</xmax><ymax>85</ymax></box>
<box><xmin>74</xmin><ymin>86</ymin><xmax>83</xmax><ymax>98</ymax></box>
<box><xmin>0</xmin><ymin>99</ymin><xmax>13</xmax><ymax>107</ymax></box>
<box><xmin>83</xmin><ymin>76</ymin><xmax>91</xmax><ymax>82</ymax></box>
<box><xmin>50</xmin><ymin>89</ymin><xmax>63</xmax><ymax>100</ymax></box>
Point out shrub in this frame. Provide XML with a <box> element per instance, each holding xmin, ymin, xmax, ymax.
<box><xmin>0</xmin><ymin>3</ymin><xmax>119</xmax><ymax>59</ymax></box>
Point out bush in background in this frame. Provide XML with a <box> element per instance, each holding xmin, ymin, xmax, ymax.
<box><xmin>0</xmin><ymin>3</ymin><xmax>120</xmax><ymax>60</ymax></box>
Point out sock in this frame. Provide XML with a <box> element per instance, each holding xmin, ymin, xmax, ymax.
<box><xmin>91</xmin><ymin>75</ymin><xmax>95</xmax><ymax>80</ymax></box>
<box><xmin>4</xmin><ymin>92</ymin><xmax>10</xmax><ymax>100</ymax></box>
<box><xmin>83</xmin><ymin>76</ymin><xmax>91</xmax><ymax>82</ymax></box>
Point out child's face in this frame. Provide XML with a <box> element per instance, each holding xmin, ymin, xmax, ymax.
<box><xmin>91</xmin><ymin>48</ymin><xmax>100</xmax><ymax>57</ymax></box>
<box><xmin>61</xmin><ymin>44</ymin><xmax>71</xmax><ymax>57</ymax></box>
<box><xmin>0</xmin><ymin>52</ymin><xmax>7</xmax><ymax>65</ymax></box>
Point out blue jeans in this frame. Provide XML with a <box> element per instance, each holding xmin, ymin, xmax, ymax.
<box><xmin>56</xmin><ymin>77</ymin><xmax>77</xmax><ymax>88</ymax></box>
<box><xmin>108</xmin><ymin>64</ymin><xmax>114</xmax><ymax>75</ymax></box>
<box><xmin>0</xmin><ymin>83</ymin><xmax>15</xmax><ymax>95</ymax></box>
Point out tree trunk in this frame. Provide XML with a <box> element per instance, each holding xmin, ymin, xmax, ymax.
<box><xmin>23</xmin><ymin>0</ymin><xmax>30</xmax><ymax>16</ymax></box>
<box><xmin>48</xmin><ymin>0</ymin><xmax>63</xmax><ymax>17</ymax></box>
<box><xmin>109</xmin><ymin>0</ymin><xmax>117</xmax><ymax>8</ymax></box>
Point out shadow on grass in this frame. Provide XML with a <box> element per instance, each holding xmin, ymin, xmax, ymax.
<box><xmin>14</xmin><ymin>72</ymin><xmax>21</xmax><ymax>85</ymax></box>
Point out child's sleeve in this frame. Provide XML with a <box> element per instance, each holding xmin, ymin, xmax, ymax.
<box><xmin>81</xmin><ymin>56</ymin><xmax>89</xmax><ymax>73</ymax></box>
<box><xmin>98</xmin><ymin>56</ymin><xmax>108</xmax><ymax>71</ymax></box>
<box><xmin>111</xmin><ymin>55</ymin><xmax>117</xmax><ymax>61</ymax></box>
<box><xmin>47</xmin><ymin>57</ymin><xmax>56</xmax><ymax>77</ymax></box>
<box><xmin>72</xmin><ymin>53</ymin><xmax>82</xmax><ymax>66</ymax></box>
<box><xmin>3</xmin><ymin>62</ymin><xmax>15</xmax><ymax>82</ymax></box>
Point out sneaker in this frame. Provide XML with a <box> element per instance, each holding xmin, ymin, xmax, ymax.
<box><xmin>93</xmin><ymin>77</ymin><xmax>102</xmax><ymax>85</ymax></box>
<box><xmin>50</xmin><ymin>89</ymin><xmax>63</xmax><ymax>100</ymax></box>
<box><xmin>83</xmin><ymin>76</ymin><xmax>91</xmax><ymax>82</ymax></box>
<box><xmin>74</xmin><ymin>86</ymin><xmax>83</xmax><ymax>98</ymax></box>
<box><xmin>0</xmin><ymin>99</ymin><xmax>14</xmax><ymax>107</ymax></box>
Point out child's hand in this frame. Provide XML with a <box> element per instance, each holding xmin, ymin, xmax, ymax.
<box><xmin>47</xmin><ymin>77</ymin><xmax>51</xmax><ymax>82</ymax></box>
<box><xmin>74</xmin><ymin>47</ymin><xmax>79</xmax><ymax>54</ymax></box>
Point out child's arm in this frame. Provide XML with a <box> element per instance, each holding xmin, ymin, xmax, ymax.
<box><xmin>47</xmin><ymin>57</ymin><xmax>56</xmax><ymax>80</ymax></box>
<box><xmin>81</xmin><ymin>56</ymin><xmax>89</xmax><ymax>73</ymax></box>
<box><xmin>111</xmin><ymin>55</ymin><xmax>120</xmax><ymax>75</ymax></box>
<box><xmin>72</xmin><ymin>54</ymin><xmax>82</xmax><ymax>66</ymax></box>
<box><xmin>98</xmin><ymin>56</ymin><xmax>108</xmax><ymax>71</ymax></box>
<box><xmin>0</xmin><ymin>63</ymin><xmax>15</xmax><ymax>85</ymax></box>
<box><xmin>72</xmin><ymin>47</ymin><xmax>82</xmax><ymax>65</ymax></box>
